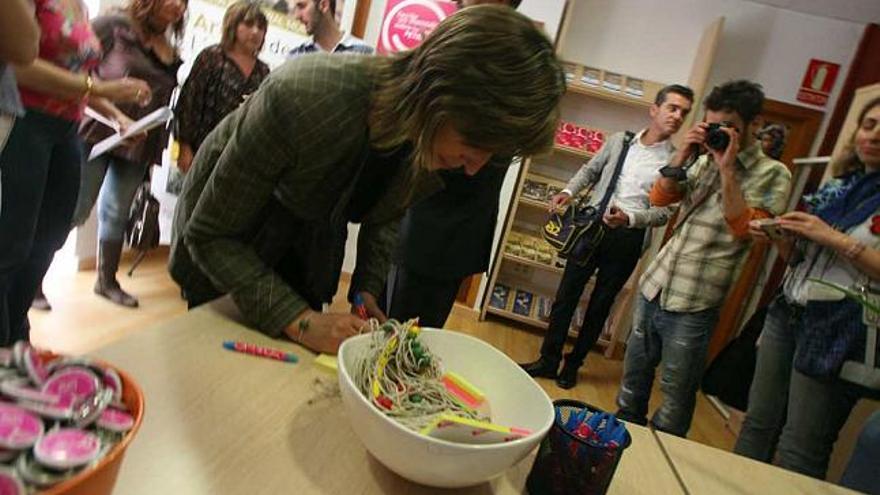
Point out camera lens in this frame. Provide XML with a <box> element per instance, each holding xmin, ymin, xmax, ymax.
<box><xmin>706</xmin><ymin>124</ymin><xmax>730</xmax><ymax>151</ymax></box>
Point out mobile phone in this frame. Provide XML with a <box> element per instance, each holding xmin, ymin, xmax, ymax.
<box><xmin>754</xmin><ymin>218</ymin><xmax>787</xmax><ymax>240</ymax></box>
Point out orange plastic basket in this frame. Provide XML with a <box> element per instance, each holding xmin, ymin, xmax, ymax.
<box><xmin>34</xmin><ymin>356</ymin><xmax>144</xmax><ymax>495</ymax></box>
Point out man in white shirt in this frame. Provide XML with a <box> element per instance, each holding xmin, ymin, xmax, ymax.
<box><xmin>287</xmin><ymin>0</ymin><xmax>372</xmax><ymax>57</ymax></box>
<box><xmin>521</xmin><ymin>84</ymin><xmax>693</xmax><ymax>389</ymax></box>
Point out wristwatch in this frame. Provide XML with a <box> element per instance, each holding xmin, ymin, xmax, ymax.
<box><xmin>658</xmin><ymin>164</ymin><xmax>688</xmax><ymax>182</ymax></box>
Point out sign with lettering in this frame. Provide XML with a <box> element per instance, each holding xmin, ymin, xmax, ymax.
<box><xmin>377</xmin><ymin>0</ymin><xmax>458</xmax><ymax>55</ymax></box>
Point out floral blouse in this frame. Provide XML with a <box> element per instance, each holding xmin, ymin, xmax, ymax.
<box><xmin>174</xmin><ymin>44</ymin><xmax>270</xmax><ymax>152</ymax></box>
<box><xmin>19</xmin><ymin>0</ymin><xmax>102</xmax><ymax>121</ymax></box>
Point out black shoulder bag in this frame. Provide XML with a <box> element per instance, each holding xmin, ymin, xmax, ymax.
<box><xmin>542</xmin><ymin>131</ymin><xmax>635</xmax><ymax>266</ymax></box>
<box><xmin>125</xmin><ymin>181</ymin><xmax>160</xmax><ymax>276</ymax></box>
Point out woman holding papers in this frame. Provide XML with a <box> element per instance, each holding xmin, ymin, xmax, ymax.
<box><xmin>74</xmin><ymin>0</ymin><xmax>188</xmax><ymax>308</ymax></box>
<box><xmin>0</xmin><ymin>0</ymin><xmax>150</xmax><ymax>345</ymax></box>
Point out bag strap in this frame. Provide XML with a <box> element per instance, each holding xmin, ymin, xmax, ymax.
<box><xmin>595</xmin><ymin>131</ymin><xmax>635</xmax><ymax>215</ymax></box>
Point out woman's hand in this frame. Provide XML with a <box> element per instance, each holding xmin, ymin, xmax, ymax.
<box><xmin>351</xmin><ymin>291</ymin><xmax>387</xmax><ymax>323</ymax></box>
<box><xmin>777</xmin><ymin>211</ymin><xmax>846</xmax><ymax>248</ymax></box>
<box><xmin>285</xmin><ymin>310</ymin><xmax>365</xmax><ymax>355</ymax></box>
<box><xmin>115</xmin><ymin>113</ymin><xmax>147</xmax><ymax>146</ymax></box>
<box><xmin>94</xmin><ymin>77</ymin><xmax>152</xmax><ymax>106</ymax></box>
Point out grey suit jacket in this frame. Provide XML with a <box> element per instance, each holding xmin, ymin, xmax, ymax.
<box><xmin>563</xmin><ymin>131</ymin><xmax>675</xmax><ymax>249</ymax></box>
<box><xmin>564</xmin><ymin>131</ymin><xmax>674</xmax><ymax>229</ymax></box>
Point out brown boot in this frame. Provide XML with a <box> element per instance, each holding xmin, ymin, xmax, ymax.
<box><xmin>94</xmin><ymin>240</ymin><xmax>139</xmax><ymax>308</ymax></box>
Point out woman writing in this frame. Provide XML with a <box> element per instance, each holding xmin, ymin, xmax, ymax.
<box><xmin>170</xmin><ymin>6</ymin><xmax>566</xmax><ymax>354</ymax></box>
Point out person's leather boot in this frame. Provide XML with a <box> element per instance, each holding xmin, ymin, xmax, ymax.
<box><xmin>94</xmin><ymin>240</ymin><xmax>139</xmax><ymax>308</ymax></box>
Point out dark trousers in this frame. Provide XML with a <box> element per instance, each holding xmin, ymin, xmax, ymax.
<box><xmin>540</xmin><ymin>226</ymin><xmax>644</xmax><ymax>368</ymax></box>
<box><xmin>0</xmin><ymin>111</ymin><xmax>81</xmax><ymax>345</ymax></box>
<box><xmin>382</xmin><ymin>263</ymin><xmax>464</xmax><ymax>328</ymax></box>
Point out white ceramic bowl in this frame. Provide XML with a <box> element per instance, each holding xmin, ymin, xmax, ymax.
<box><xmin>338</xmin><ymin>329</ymin><xmax>554</xmax><ymax>488</ymax></box>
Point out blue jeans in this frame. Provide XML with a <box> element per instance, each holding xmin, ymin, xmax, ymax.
<box><xmin>733</xmin><ymin>296</ymin><xmax>878</xmax><ymax>479</ymax></box>
<box><xmin>73</xmin><ymin>151</ymin><xmax>146</xmax><ymax>242</ymax></box>
<box><xmin>776</xmin><ymin>368</ymin><xmax>873</xmax><ymax>479</ymax></box>
<box><xmin>841</xmin><ymin>411</ymin><xmax>880</xmax><ymax>494</ymax></box>
<box><xmin>0</xmin><ymin>110</ymin><xmax>81</xmax><ymax>344</ymax></box>
<box><xmin>616</xmin><ymin>295</ymin><xmax>719</xmax><ymax>436</ymax></box>
<box><xmin>734</xmin><ymin>295</ymin><xmax>799</xmax><ymax>462</ymax></box>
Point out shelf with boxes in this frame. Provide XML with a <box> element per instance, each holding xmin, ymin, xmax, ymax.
<box><xmin>480</xmin><ymin>61</ymin><xmax>672</xmax><ymax>358</ymax></box>
<box><xmin>561</xmin><ymin>62</ymin><xmax>666</xmax><ymax>109</ymax></box>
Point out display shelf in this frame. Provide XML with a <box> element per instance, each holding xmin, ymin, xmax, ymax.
<box><xmin>518</xmin><ymin>197</ymin><xmax>550</xmax><ymax>210</ymax></box>
<box><xmin>566</xmin><ymin>81</ymin><xmax>654</xmax><ymax>109</ymax></box>
<box><xmin>502</xmin><ymin>253</ymin><xmax>564</xmax><ymax>274</ymax></box>
<box><xmin>553</xmin><ymin>144</ymin><xmax>594</xmax><ymax>159</ymax></box>
<box><xmin>485</xmin><ymin>306</ymin><xmax>613</xmax><ymax>347</ymax></box>
<box><xmin>486</xmin><ymin>306</ymin><xmax>548</xmax><ymax>330</ymax></box>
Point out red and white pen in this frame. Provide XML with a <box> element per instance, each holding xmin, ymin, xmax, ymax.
<box><xmin>222</xmin><ymin>341</ymin><xmax>298</xmax><ymax>363</ymax></box>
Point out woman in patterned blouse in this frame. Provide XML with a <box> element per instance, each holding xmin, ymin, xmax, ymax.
<box><xmin>175</xmin><ymin>1</ymin><xmax>270</xmax><ymax>173</ymax></box>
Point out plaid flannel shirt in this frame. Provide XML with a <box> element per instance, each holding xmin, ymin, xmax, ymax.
<box><xmin>640</xmin><ymin>144</ymin><xmax>792</xmax><ymax>312</ymax></box>
<box><xmin>170</xmin><ymin>54</ymin><xmax>441</xmax><ymax>337</ymax></box>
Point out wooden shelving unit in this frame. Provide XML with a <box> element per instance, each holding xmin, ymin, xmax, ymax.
<box><xmin>552</xmin><ymin>144</ymin><xmax>594</xmax><ymax>159</ymax></box>
<box><xmin>486</xmin><ymin>306</ymin><xmax>549</xmax><ymax>330</ymax></box>
<box><xmin>518</xmin><ymin>198</ymin><xmax>549</xmax><ymax>210</ymax></box>
<box><xmin>501</xmin><ymin>253</ymin><xmax>564</xmax><ymax>274</ymax></box>
<box><xmin>566</xmin><ymin>82</ymin><xmax>656</xmax><ymax>109</ymax></box>
<box><xmin>485</xmin><ymin>307</ymin><xmax>611</xmax><ymax>347</ymax></box>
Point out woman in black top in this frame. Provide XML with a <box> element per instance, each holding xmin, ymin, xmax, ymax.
<box><xmin>175</xmin><ymin>1</ymin><xmax>269</xmax><ymax>173</ymax></box>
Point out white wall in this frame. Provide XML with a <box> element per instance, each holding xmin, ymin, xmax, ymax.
<box><xmin>559</xmin><ymin>0</ymin><xmax>865</xmax><ymax>155</ymax></box>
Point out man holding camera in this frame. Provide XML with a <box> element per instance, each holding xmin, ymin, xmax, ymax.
<box><xmin>520</xmin><ymin>84</ymin><xmax>694</xmax><ymax>389</ymax></box>
<box><xmin>616</xmin><ymin>80</ymin><xmax>792</xmax><ymax>437</ymax></box>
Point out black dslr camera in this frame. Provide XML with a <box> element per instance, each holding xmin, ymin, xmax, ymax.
<box><xmin>705</xmin><ymin>121</ymin><xmax>735</xmax><ymax>151</ymax></box>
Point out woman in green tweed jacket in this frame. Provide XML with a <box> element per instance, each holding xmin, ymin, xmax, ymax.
<box><xmin>170</xmin><ymin>5</ymin><xmax>566</xmax><ymax>354</ymax></box>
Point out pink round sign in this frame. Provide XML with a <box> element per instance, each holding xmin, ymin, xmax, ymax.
<box><xmin>378</xmin><ymin>0</ymin><xmax>458</xmax><ymax>55</ymax></box>
<box><xmin>34</xmin><ymin>428</ymin><xmax>101</xmax><ymax>469</ymax></box>
<box><xmin>0</xmin><ymin>403</ymin><xmax>43</xmax><ymax>450</ymax></box>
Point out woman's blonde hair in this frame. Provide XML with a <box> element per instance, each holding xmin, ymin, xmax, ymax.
<box><xmin>221</xmin><ymin>1</ymin><xmax>268</xmax><ymax>53</ymax></box>
<box><xmin>830</xmin><ymin>97</ymin><xmax>880</xmax><ymax>178</ymax></box>
<box><xmin>369</xmin><ymin>5</ymin><xmax>565</xmax><ymax>170</ymax></box>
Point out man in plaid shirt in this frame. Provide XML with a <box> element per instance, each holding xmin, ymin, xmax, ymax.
<box><xmin>616</xmin><ymin>80</ymin><xmax>792</xmax><ymax>436</ymax></box>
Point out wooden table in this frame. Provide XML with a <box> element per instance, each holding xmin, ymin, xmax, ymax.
<box><xmin>89</xmin><ymin>301</ymin><xmax>849</xmax><ymax>494</ymax></box>
<box><xmin>657</xmin><ymin>432</ymin><xmax>857</xmax><ymax>494</ymax></box>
